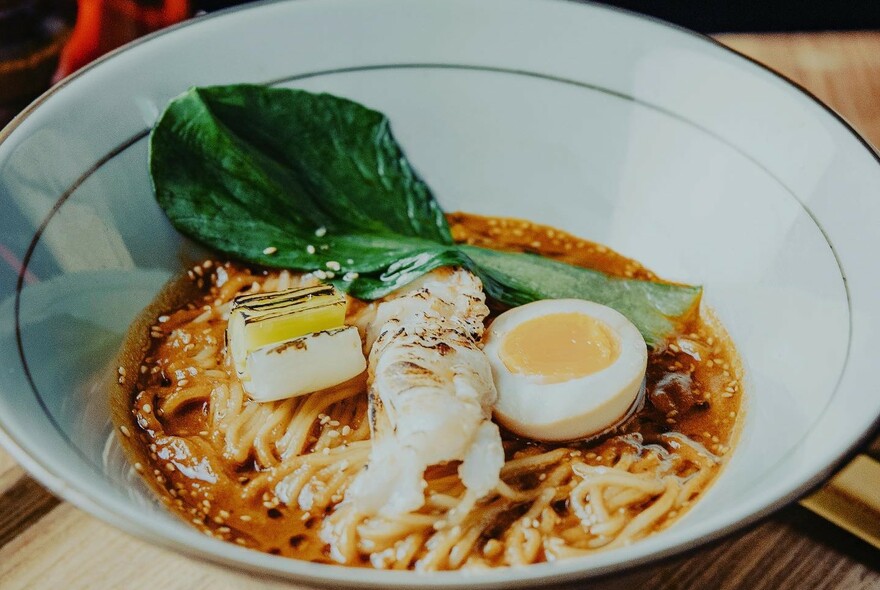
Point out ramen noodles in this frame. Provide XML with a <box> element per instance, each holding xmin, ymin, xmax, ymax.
<box><xmin>115</xmin><ymin>213</ymin><xmax>742</xmax><ymax>570</ymax></box>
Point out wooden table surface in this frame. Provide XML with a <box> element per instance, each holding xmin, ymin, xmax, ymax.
<box><xmin>2</xmin><ymin>30</ymin><xmax>880</xmax><ymax>590</ymax></box>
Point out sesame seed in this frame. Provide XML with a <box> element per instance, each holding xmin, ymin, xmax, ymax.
<box><xmin>314</xmin><ymin>226</ymin><xmax>327</xmax><ymax>237</ymax></box>
<box><xmin>325</xmin><ymin>271</ymin><xmax>335</xmax><ymax>279</ymax></box>
<box><xmin>341</xmin><ymin>425</ymin><xmax>351</xmax><ymax>436</ymax></box>
<box><xmin>219</xmin><ymin>510</ymin><xmax>230</xmax><ymax>518</ymax></box>
<box><xmin>142</xmin><ymin>404</ymin><xmax>152</xmax><ymax>414</ymax></box>
<box><xmin>342</xmin><ymin>272</ymin><xmax>359</xmax><ymax>282</ymax></box>
<box><xmin>326</xmin><ymin>261</ymin><xmax>341</xmax><ymax>271</ymax></box>
<box><xmin>203</xmin><ymin>260</ymin><xmax>213</xmax><ymax>269</ymax></box>
<box><xmin>158</xmin><ymin>315</ymin><xmax>169</xmax><ymax>323</ymax></box>
<box><xmin>306</xmin><ymin>245</ymin><xmax>316</xmax><ymax>254</ymax></box>
<box><xmin>327</xmin><ymin>430</ymin><xmax>340</xmax><ymax>438</ymax></box>
<box><xmin>178</xmin><ymin>379</ymin><xmax>189</xmax><ymax>386</ymax></box>
<box><xmin>483</xmin><ymin>539</ymin><xmax>502</xmax><ymax>558</ymax></box>
<box><xmin>313</xmin><ymin>270</ymin><xmax>327</xmax><ymax>280</ymax></box>
<box><xmin>262</xmin><ymin>246</ymin><xmax>278</xmax><ymax>255</ymax></box>
<box><xmin>240</xmin><ymin>515</ymin><xmax>252</xmax><ymax>522</ymax></box>
<box><xmin>346</xmin><ymin>258</ymin><xmax>354</xmax><ymax>264</ymax></box>
<box><xmin>119</xmin><ymin>425</ymin><xmax>131</xmax><ymax>437</ymax></box>
<box><xmin>322</xmin><ymin>447</ymin><xmax>331</xmax><ymax>455</ymax></box>
<box><xmin>329</xmin><ymin>420</ymin><xmax>340</xmax><ymax>427</ymax></box>
<box><xmin>133</xmin><ymin>462</ymin><xmax>143</xmax><ymax>472</ymax></box>
<box><xmin>166</xmin><ymin>463</ymin><xmax>176</xmax><ymax>471</ymax></box>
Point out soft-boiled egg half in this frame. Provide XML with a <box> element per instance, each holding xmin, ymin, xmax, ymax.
<box><xmin>482</xmin><ymin>299</ymin><xmax>647</xmax><ymax>442</ymax></box>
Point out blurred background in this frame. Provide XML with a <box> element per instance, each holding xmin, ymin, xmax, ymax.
<box><xmin>2</xmin><ymin>0</ymin><xmax>880</xmax><ymax>127</ymax></box>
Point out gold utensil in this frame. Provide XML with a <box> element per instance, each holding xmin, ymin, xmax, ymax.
<box><xmin>800</xmin><ymin>454</ymin><xmax>880</xmax><ymax>549</ymax></box>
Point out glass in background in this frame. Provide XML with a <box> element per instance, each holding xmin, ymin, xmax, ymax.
<box><xmin>0</xmin><ymin>0</ymin><xmax>74</xmax><ymax>126</ymax></box>
<box><xmin>0</xmin><ymin>0</ymin><xmax>194</xmax><ymax>128</ymax></box>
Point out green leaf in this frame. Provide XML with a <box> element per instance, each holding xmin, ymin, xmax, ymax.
<box><xmin>149</xmin><ymin>84</ymin><xmax>454</xmax><ymax>297</ymax></box>
<box><xmin>459</xmin><ymin>246</ymin><xmax>701</xmax><ymax>346</ymax></box>
<box><xmin>150</xmin><ymin>84</ymin><xmax>702</xmax><ymax>345</ymax></box>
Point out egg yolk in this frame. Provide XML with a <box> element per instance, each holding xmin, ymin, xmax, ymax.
<box><xmin>498</xmin><ymin>312</ymin><xmax>620</xmax><ymax>383</ymax></box>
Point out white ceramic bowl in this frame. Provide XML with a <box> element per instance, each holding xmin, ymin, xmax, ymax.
<box><xmin>1</xmin><ymin>0</ymin><xmax>879</xmax><ymax>587</ymax></box>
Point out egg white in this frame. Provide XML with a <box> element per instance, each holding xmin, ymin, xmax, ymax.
<box><xmin>482</xmin><ymin>299</ymin><xmax>647</xmax><ymax>442</ymax></box>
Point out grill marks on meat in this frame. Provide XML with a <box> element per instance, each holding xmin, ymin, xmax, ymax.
<box><xmin>345</xmin><ymin>268</ymin><xmax>504</xmax><ymax>517</ymax></box>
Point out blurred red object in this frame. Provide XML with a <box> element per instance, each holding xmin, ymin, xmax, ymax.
<box><xmin>56</xmin><ymin>0</ymin><xmax>190</xmax><ymax>79</ymax></box>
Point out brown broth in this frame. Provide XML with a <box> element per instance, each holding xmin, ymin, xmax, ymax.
<box><xmin>121</xmin><ymin>212</ymin><xmax>743</xmax><ymax>565</ymax></box>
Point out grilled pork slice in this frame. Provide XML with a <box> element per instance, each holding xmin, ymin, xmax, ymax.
<box><xmin>347</xmin><ymin>268</ymin><xmax>504</xmax><ymax>516</ymax></box>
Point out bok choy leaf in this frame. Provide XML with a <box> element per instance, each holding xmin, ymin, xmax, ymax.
<box><xmin>150</xmin><ymin>84</ymin><xmax>700</xmax><ymax>344</ymax></box>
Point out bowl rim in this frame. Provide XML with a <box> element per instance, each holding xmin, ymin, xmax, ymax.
<box><xmin>1</xmin><ymin>0</ymin><xmax>879</xmax><ymax>586</ymax></box>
